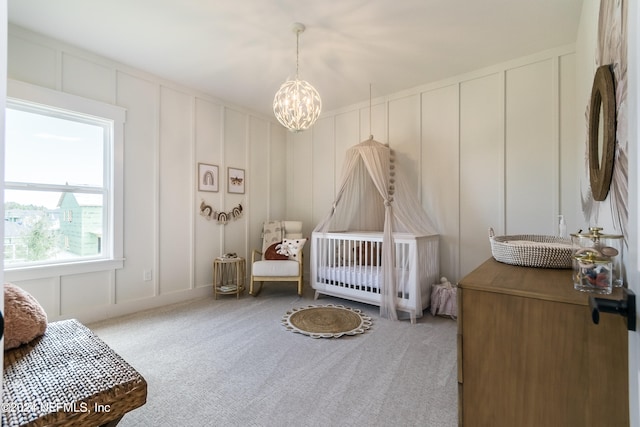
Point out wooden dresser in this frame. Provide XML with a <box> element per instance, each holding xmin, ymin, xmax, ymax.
<box><xmin>457</xmin><ymin>258</ymin><xmax>628</xmax><ymax>427</ymax></box>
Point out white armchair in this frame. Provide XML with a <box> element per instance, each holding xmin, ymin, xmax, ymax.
<box><xmin>250</xmin><ymin>221</ymin><xmax>305</xmax><ymax>297</ymax></box>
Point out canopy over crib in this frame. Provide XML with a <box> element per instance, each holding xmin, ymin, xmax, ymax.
<box><xmin>313</xmin><ymin>137</ymin><xmax>438</xmax><ymax>320</ymax></box>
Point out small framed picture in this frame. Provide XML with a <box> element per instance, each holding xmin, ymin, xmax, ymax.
<box><xmin>227</xmin><ymin>167</ymin><xmax>245</xmax><ymax>194</ymax></box>
<box><xmin>198</xmin><ymin>163</ymin><xmax>219</xmax><ymax>192</ymax></box>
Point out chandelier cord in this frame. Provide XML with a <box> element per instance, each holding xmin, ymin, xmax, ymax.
<box><xmin>295</xmin><ymin>29</ymin><xmax>300</xmax><ymax>80</ymax></box>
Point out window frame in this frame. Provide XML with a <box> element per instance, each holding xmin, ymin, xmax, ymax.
<box><xmin>4</xmin><ymin>80</ymin><xmax>125</xmax><ymax>281</ymax></box>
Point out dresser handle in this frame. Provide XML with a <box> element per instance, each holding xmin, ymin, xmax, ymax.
<box><xmin>589</xmin><ymin>288</ymin><xmax>636</xmax><ymax>331</ymax></box>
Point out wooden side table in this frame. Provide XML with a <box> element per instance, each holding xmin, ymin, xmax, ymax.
<box><xmin>213</xmin><ymin>256</ymin><xmax>246</xmax><ymax>299</ymax></box>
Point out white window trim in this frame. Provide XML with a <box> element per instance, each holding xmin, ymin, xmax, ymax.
<box><xmin>5</xmin><ymin>79</ymin><xmax>125</xmax><ymax>279</ymax></box>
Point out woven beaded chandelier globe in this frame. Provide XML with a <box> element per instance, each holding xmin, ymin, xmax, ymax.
<box><xmin>273</xmin><ymin>23</ymin><xmax>322</xmax><ymax>133</ymax></box>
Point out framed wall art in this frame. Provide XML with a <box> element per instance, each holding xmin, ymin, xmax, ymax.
<box><xmin>227</xmin><ymin>167</ymin><xmax>245</xmax><ymax>194</ymax></box>
<box><xmin>198</xmin><ymin>163</ymin><xmax>219</xmax><ymax>192</ymax></box>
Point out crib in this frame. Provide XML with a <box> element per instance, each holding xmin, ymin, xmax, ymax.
<box><xmin>311</xmin><ymin>231</ymin><xmax>439</xmax><ymax>323</ymax></box>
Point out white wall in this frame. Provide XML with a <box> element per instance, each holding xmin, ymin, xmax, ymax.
<box><xmin>6</xmin><ymin>25</ymin><xmax>288</xmax><ymax>322</ymax></box>
<box><xmin>0</xmin><ymin>0</ymin><xmax>7</xmax><ymax>369</ymax></box>
<box><xmin>6</xmin><ymin>21</ymin><xmax>584</xmax><ymax>318</ymax></box>
<box><xmin>627</xmin><ymin>1</ymin><xmax>640</xmax><ymax>425</ymax></box>
<box><xmin>289</xmin><ymin>46</ymin><xmax>579</xmax><ymax>281</ymax></box>
<box><xmin>577</xmin><ymin>1</ymin><xmax>639</xmax><ymax>426</ymax></box>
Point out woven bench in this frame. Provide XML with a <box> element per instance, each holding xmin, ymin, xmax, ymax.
<box><xmin>2</xmin><ymin>319</ymin><xmax>147</xmax><ymax>427</ymax></box>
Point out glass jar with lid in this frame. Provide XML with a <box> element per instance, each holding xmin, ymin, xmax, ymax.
<box><xmin>571</xmin><ymin>227</ymin><xmax>623</xmax><ymax>294</ymax></box>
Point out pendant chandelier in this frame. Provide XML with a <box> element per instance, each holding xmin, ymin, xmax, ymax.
<box><xmin>273</xmin><ymin>22</ymin><xmax>322</xmax><ymax>133</ymax></box>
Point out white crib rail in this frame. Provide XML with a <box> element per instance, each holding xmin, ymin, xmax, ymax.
<box><xmin>311</xmin><ymin>231</ymin><xmax>439</xmax><ymax>322</ymax></box>
<box><xmin>316</xmin><ymin>234</ymin><xmax>384</xmax><ymax>294</ymax></box>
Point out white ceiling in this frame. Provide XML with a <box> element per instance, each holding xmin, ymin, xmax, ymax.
<box><xmin>8</xmin><ymin>0</ymin><xmax>584</xmax><ymax>118</ymax></box>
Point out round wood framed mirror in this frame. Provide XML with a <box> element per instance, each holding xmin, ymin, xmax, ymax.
<box><xmin>588</xmin><ymin>64</ymin><xmax>616</xmax><ymax>201</ymax></box>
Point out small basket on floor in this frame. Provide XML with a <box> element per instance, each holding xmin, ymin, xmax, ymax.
<box><xmin>430</xmin><ymin>277</ymin><xmax>457</xmax><ymax>319</ymax></box>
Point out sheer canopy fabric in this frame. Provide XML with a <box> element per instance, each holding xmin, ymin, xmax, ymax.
<box><xmin>314</xmin><ymin>138</ymin><xmax>437</xmax><ymax>320</ymax></box>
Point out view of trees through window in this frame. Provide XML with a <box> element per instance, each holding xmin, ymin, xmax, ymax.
<box><xmin>5</xmin><ymin>201</ymin><xmax>55</xmax><ymax>262</ymax></box>
<box><xmin>5</xmin><ymin>193</ymin><xmax>104</xmax><ymax>265</ymax></box>
<box><xmin>5</xmin><ymin>99</ymin><xmax>109</xmax><ymax>268</ymax></box>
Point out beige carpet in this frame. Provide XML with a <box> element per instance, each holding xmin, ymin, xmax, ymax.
<box><xmin>89</xmin><ymin>284</ymin><xmax>458</xmax><ymax>426</ymax></box>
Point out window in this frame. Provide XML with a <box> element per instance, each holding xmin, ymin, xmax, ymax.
<box><xmin>4</xmin><ymin>80</ymin><xmax>125</xmax><ymax>279</ymax></box>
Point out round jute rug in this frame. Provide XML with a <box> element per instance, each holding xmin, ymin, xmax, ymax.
<box><xmin>282</xmin><ymin>304</ymin><xmax>372</xmax><ymax>338</ymax></box>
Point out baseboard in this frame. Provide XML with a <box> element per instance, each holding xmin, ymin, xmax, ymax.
<box><xmin>56</xmin><ymin>286</ymin><xmax>214</xmax><ymax>324</ymax></box>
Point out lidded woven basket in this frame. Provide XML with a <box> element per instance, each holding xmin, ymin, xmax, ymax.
<box><xmin>488</xmin><ymin>228</ymin><xmax>573</xmax><ymax>269</ymax></box>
